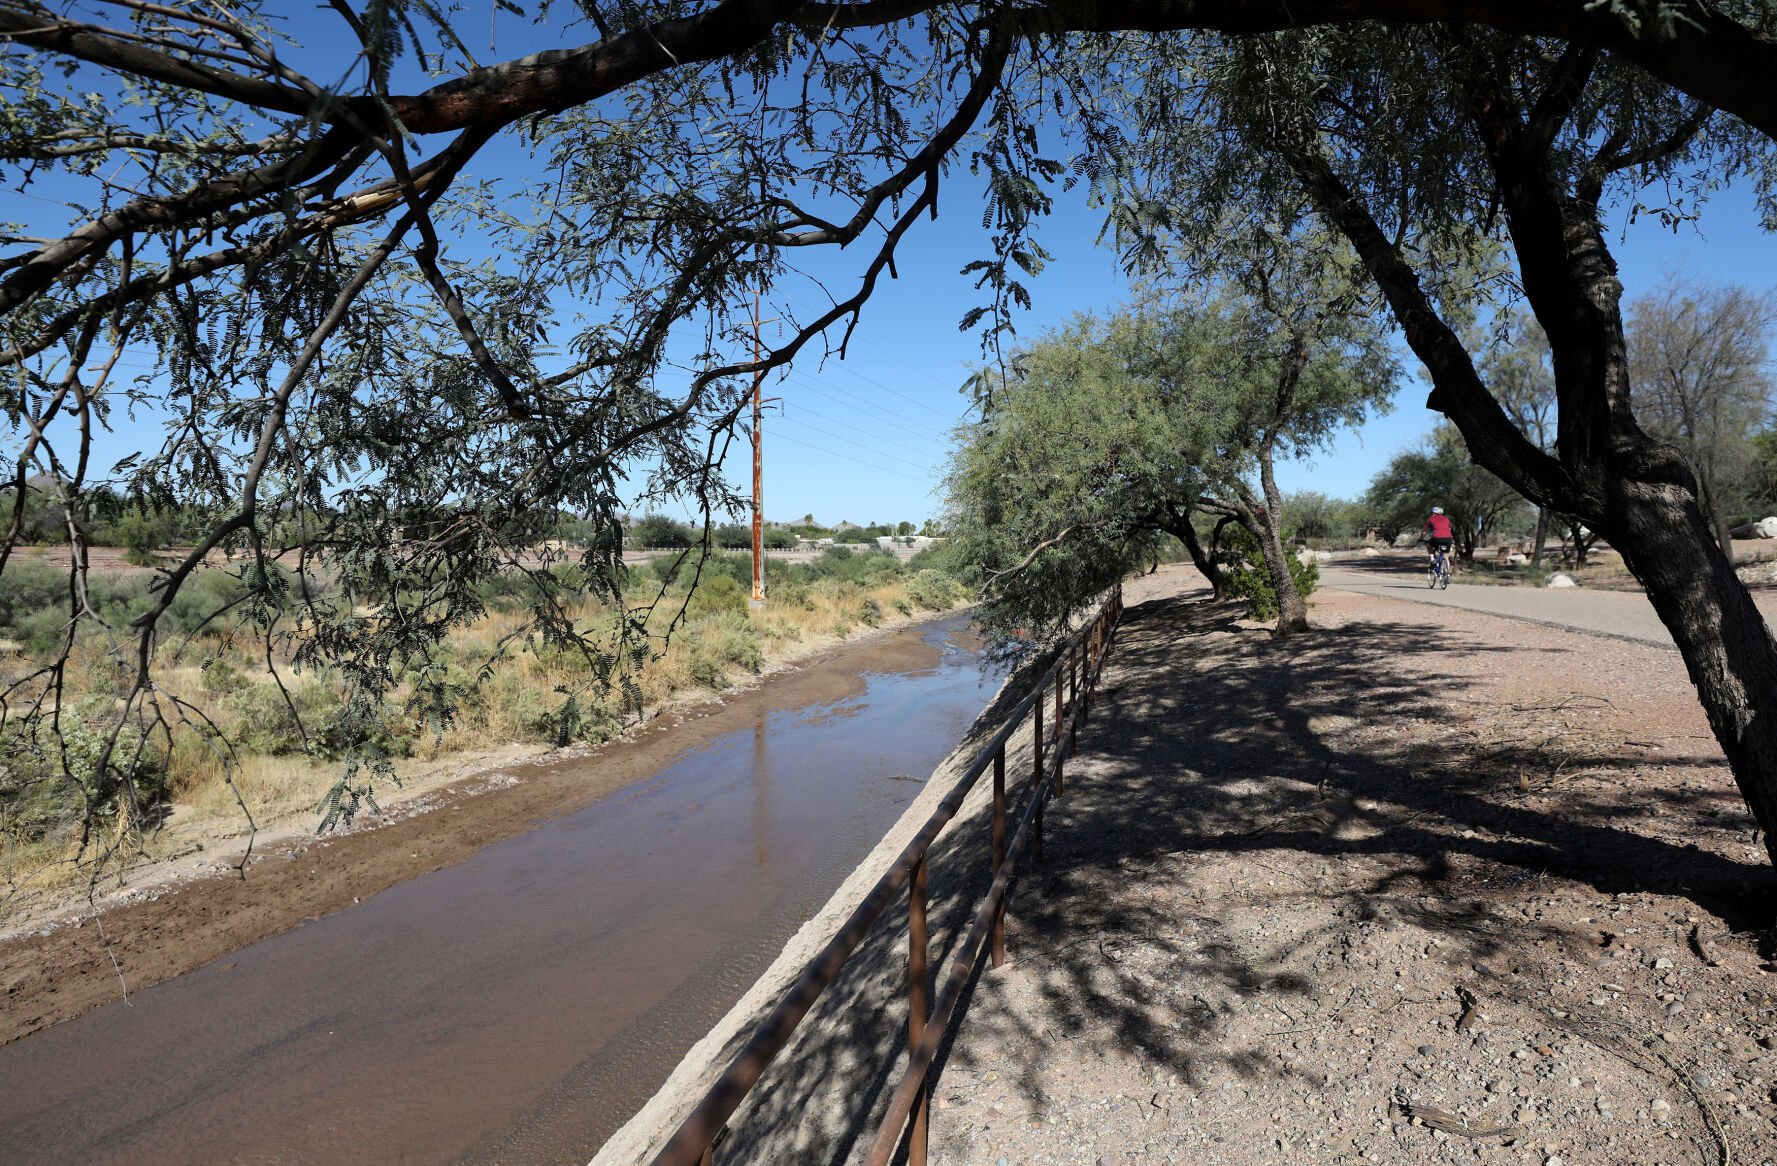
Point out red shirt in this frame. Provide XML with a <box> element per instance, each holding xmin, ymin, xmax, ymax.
<box><xmin>1423</xmin><ymin>513</ymin><xmax>1454</xmax><ymax>540</ymax></box>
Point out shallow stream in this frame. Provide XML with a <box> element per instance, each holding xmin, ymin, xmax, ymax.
<box><xmin>0</xmin><ymin>614</ymin><xmax>996</xmax><ymax>1164</ymax></box>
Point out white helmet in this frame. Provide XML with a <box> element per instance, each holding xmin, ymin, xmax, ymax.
<box><xmin>1431</xmin><ymin>506</ymin><xmax>1444</xmax><ymax>515</ymax></box>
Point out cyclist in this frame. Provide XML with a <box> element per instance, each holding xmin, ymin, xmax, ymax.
<box><xmin>1422</xmin><ymin>506</ymin><xmax>1455</xmax><ymax>584</ymax></box>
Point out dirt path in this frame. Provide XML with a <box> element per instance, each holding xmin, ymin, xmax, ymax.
<box><xmin>0</xmin><ymin>617</ymin><xmax>951</xmax><ymax>1049</ymax></box>
<box><xmin>925</xmin><ymin>573</ymin><xmax>1777</xmax><ymax>1166</ymax></box>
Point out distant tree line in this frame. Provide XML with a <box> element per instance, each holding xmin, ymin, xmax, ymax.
<box><xmin>622</xmin><ymin>515</ymin><xmax>937</xmax><ymax>549</ymax></box>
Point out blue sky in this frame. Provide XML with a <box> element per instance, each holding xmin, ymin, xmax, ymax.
<box><xmin>8</xmin><ymin>11</ymin><xmax>1775</xmax><ymax>531</ymax></box>
<box><xmin>735</xmin><ymin>174</ymin><xmax>1777</xmax><ymax>528</ymax></box>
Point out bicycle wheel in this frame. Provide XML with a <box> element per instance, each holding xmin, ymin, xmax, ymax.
<box><xmin>1427</xmin><ymin>563</ymin><xmax>1438</xmax><ymax>588</ymax></box>
<box><xmin>1439</xmin><ymin>567</ymin><xmax>1450</xmax><ymax>590</ymax></box>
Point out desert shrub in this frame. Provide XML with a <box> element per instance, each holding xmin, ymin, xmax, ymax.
<box><xmin>688</xmin><ymin>573</ymin><xmax>749</xmax><ymax>619</ymax></box>
<box><xmin>0</xmin><ymin>699</ymin><xmax>167</xmax><ymax>841</ymax></box>
<box><xmin>530</xmin><ymin>691</ymin><xmax>618</xmax><ymax>747</ymax></box>
<box><xmin>787</xmin><ymin>546</ymin><xmax>904</xmax><ymax>587</ymax></box>
<box><xmin>893</xmin><ymin>597</ymin><xmax>913</xmax><ymax>616</ymax></box>
<box><xmin>473</xmin><ymin>562</ymin><xmax>591</xmax><ymax>612</ymax></box>
<box><xmin>225</xmin><ymin>680</ymin><xmax>409</xmax><ymax>759</ymax></box>
<box><xmin>858</xmin><ymin>597</ymin><xmax>883</xmax><ymax>627</ymax></box>
<box><xmin>628</xmin><ymin>514</ymin><xmax>695</xmax><ymax>549</ymax></box>
<box><xmin>683</xmin><ymin>613</ymin><xmax>762</xmax><ymax>688</ymax></box>
<box><xmin>0</xmin><ymin>560</ymin><xmax>68</xmax><ymax>628</ymax></box>
<box><xmin>906</xmin><ymin>569</ymin><xmax>961</xmax><ymax>611</ymax></box>
<box><xmin>770</xmin><ymin>581</ymin><xmax>815</xmax><ymax>611</ymax></box>
<box><xmin>1219</xmin><ymin>525</ymin><xmax>1318</xmax><ymax>621</ymax></box>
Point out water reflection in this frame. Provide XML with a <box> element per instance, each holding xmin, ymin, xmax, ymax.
<box><xmin>0</xmin><ymin>616</ymin><xmax>996</xmax><ymax>1166</ymax></box>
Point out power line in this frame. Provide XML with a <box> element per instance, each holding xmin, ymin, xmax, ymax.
<box><xmin>827</xmin><ymin>352</ymin><xmax>965</xmax><ymax>422</ymax></box>
<box><xmin>770</xmin><ymin>431</ymin><xmax>935</xmax><ymax>483</ymax></box>
<box><xmin>788</xmin><ymin>399</ymin><xmax>950</xmax><ymax>458</ymax></box>
<box><xmin>777</xmin><ymin>414</ymin><xmax>936</xmax><ymax>472</ymax></box>
<box><xmin>784</xmin><ymin>371</ymin><xmax>954</xmax><ymax>442</ymax></box>
<box><xmin>857</xmin><ymin>336</ymin><xmax>971</xmax><ymax>397</ymax></box>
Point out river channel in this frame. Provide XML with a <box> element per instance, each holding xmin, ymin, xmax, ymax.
<box><xmin>0</xmin><ymin>614</ymin><xmax>998</xmax><ymax>1165</ymax></box>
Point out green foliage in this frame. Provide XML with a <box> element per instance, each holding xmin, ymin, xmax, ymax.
<box><xmin>906</xmin><ymin>569</ymin><xmax>963</xmax><ymax>611</ymax></box>
<box><xmin>687</xmin><ymin>573</ymin><xmax>749</xmax><ymax>619</ymax></box>
<box><xmin>224</xmin><ymin>682</ymin><xmax>410</xmax><ymax>761</ymax></box>
<box><xmin>1219</xmin><ymin>525</ymin><xmax>1318</xmax><ymax>621</ymax></box>
<box><xmin>683</xmin><ymin>614</ymin><xmax>763</xmax><ymax>688</ymax></box>
<box><xmin>629</xmin><ymin>515</ymin><xmax>695</xmax><ymax>549</ymax></box>
<box><xmin>0</xmin><ymin>699</ymin><xmax>167</xmax><ymax>842</ymax></box>
<box><xmin>946</xmin><ymin>268</ymin><xmax>1394</xmax><ymax>646</ymax></box>
<box><xmin>1364</xmin><ymin>425</ymin><xmax>1527</xmax><ymax>558</ymax></box>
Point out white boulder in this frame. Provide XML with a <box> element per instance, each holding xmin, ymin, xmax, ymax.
<box><xmin>1730</xmin><ymin>516</ymin><xmax>1777</xmax><ymax>539</ymax></box>
<box><xmin>1545</xmin><ymin>573</ymin><xmax>1578</xmax><ymax>588</ymax></box>
<box><xmin>1362</xmin><ymin>546</ymin><xmax>1381</xmax><ymax>557</ymax></box>
<box><xmin>1506</xmin><ymin>552</ymin><xmax>1528</xmax><ymax>565</ymax></box>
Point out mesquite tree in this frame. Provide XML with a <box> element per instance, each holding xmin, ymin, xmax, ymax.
<box><xmin>7</xmin><ymin>0</ymin><xmax>1777</xmax><ymax>869</ymax></box>
<box><xmin>1142</xmin><ymin>23</ymin><xmax>1777</xmax><ymax>864</ymax></box>
<box><xmin>947</xmin><ymin>273</ymin><xmax>1393</xmax><ymax>642</ymax></box>
<box><xmin>1627</xmin><ymin>276</ymin><xmax>1777</xmax><ymax>562</ymax></box>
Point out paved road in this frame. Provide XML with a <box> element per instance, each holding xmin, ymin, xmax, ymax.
<box><xmin>1319</xmin><ymin>560</ymin><xmax>1684</xmax><ymax>648</ymax></box>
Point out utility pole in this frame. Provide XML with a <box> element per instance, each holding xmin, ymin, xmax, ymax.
<box><xmin>751</xmin><ymin>301</ymin><xmax>765</xmax><ymax>606</ymax></box>
<box><xmin>749</xmin><ymin>291</ymin><xmax>776</xmax><ymax>608</ymax></box>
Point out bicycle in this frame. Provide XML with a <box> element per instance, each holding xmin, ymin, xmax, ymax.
<box><xmin>1425</xmin><ymin>543</ymin><xmax>1452</xmax><ymax>589</ymax></box>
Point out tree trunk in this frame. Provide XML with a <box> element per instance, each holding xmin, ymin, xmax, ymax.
<box><xmin>1170</xmin><ymin>516</ymin><xmax>1228</xmax><ymax>600</ymax></box>
<box><xmin>1284</xmin><ymin>64</ymin><xmax>1777</xmax><ymax>869</ymax></box>
<box><xmin>1242</xmin><ymin>461</ymin><xmax>1310</xmax><ymax>636</ymax></box>
<box><xmin>1608</xmin><ymin>483</ymin><xmax>1777</xmax><ymax>868</ymax></box>
<box><xmin>1707</xmin><ymin>483</ymin><xmax>1738</xmax><ymax>567</ymax></box>
<box><xmin>1532</xmin><ymin>506</ymin><xmax>1549</xmax><ymax>565</ymax></box>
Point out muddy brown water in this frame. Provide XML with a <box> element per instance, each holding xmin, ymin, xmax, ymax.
<box><xmin>0</xmin><ymin>615</ymin><xmax>999</xmax><ymax>1165</ymax></box>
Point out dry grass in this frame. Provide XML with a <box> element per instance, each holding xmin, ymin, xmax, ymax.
<box><xmin>2</xmin><ymin>568</ymin><xmax>961</xmax><ymax>876</ymax></box>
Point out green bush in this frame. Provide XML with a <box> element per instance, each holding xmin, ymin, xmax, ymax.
<box><xmin>225</xmin><ymin>680</ymin><xmax>409</xmax><ymax>759</ymax></box>
<box><xmin>687</xmin><ymin>573</ymin><xmax>749</xmax><ymax>619</ymax></box>
<box><xmin>227</xmin><ymin>682</ymin><xmax>333</xmax><ymax>756</ymax></box>
<box><xmin>0</xmin><ymin>700</ymin><xmax>167</xmax><ymax>841</ymax></box>
<box><xmin>0</xmin><ymin>560</ymin><xmax>68</xmax><ymax>628</ymax></box>
<box><xmin>1219</xmin><ymin>525</ymin><xmax>1318</xmax><ymax>621</ymax></box>
<box><xmin>683</xmin><ymin>613</ymin><xmax>762</xmax><ymax>687</ymax></box>
<box><xmin>906</xmin><ymin>568</ymin><xmax>961</xmax><ymax>611</ymax></box>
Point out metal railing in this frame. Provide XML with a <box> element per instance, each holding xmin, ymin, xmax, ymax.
<box><xmin>647</xmin><ymin>583</ymin><xmax>1125</xmax><ymax>1166</ymax></box>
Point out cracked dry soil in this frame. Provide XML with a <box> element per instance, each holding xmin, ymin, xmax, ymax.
<box><xmin>927</xmin><ymin>573</ymin><xmax>1777</xmax><ymax>1166</ymax></box>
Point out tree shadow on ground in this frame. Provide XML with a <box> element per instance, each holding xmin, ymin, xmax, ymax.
<box><xmin>696</xmin><ymin>585</ymin><xmax>1771</xmax><ymax>1164</ymax></box>
<box><xmin>923</xmin><ymin>586</ymin><xmax>1774</xmax><ymax>1144</ymax></box>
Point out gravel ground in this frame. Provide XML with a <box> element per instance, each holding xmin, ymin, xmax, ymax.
<box><xmin>926</xmin><ymin>571</ymin><xmax>1777</xmax><ymax>1166</ymax></box>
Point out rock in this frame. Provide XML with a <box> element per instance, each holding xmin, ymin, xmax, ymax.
<box><xmin>1729</xmin><ymin>517</ymin><xmax>1777</xmax><ymax>539</ymax></box>
<box><xmin>1507</xmin><ymin>552</ymin><xmax>1528</xmax><ymax>565</ymax></box>
<box><xmin>1362</xmin><ymin>546</ymin><xmax>1381</xmax><ymax>557</ymax></box>
<box><xmin>1546</xmin><ymin>573</ymin><xmax>1579</xmax><ymax>588</ymax></box>
<box><xmin>1650</xmin><ymin>1097</ymin><xmax>1671</xmax><ymax>1113</ymax></box>
<box><xmin>1652</xmin><ymin>957</ymin><xmax>1674</xmax><ymax>970</ymax></box>
<box><xmin>1418</xmin><ymin>1045</ymin><xmax>1436</xmax><ymax>1057</ymax></box>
